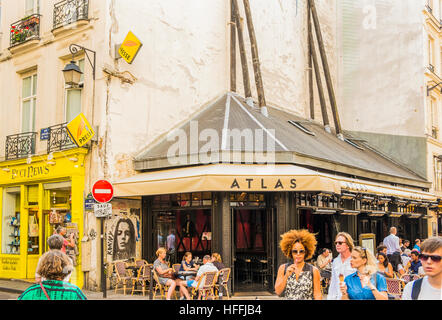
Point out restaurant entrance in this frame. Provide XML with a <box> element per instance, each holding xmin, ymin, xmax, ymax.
<box><xmin>231</xmin><ymin>201</ymin><xmax>276</xmax><ymax>293</ymax></box>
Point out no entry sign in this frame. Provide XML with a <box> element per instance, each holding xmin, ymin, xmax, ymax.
<box><xmin>92</xmin><ymin>180</ymin><xmax>114</xmax><ymax>203</ymax></box>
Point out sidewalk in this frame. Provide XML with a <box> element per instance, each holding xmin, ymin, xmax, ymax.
<box><xmin>0</xmin><ymin>278</ymin><xmax>281</xmax><ymax>300</ymax></box>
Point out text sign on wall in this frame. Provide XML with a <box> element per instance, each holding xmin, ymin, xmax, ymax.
<box><xmin>94</xmin><ymin>203</ymin><xmax>112</xmax><ymax>218</ymax></box>
<box><xmin>118</xmin><ymin>31</ymin><xmax>142</xmax><ymax>64</ymax></box>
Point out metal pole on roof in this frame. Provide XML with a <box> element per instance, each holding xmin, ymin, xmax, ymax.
<box><xmin>230</xmin><ymin>0</ymin><xmax>237</xmax><ymax>93</ymax></box>
<box><xmin>309</xmin><ymin>0</ymin><xmax>343</xmax><ymax>136</ymax></box>
<box><xmin>232</xmin><ymin>0</ymin><xmax>253</xmax><ymax>103</ymax></box>
<box><xmin>242</xmin><ymin>0</ymin><xmax>267</xmax><ymax>115</ymax></box>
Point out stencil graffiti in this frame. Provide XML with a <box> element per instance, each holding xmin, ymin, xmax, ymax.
<box><xmin>106</xmin><ymin>215</ymin><xmax>138</xmax><ymax>262</ymax></box>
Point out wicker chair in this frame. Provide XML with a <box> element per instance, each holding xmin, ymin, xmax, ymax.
<box><xmin>114</xmin><ymin>261</ymin><xmax>132</xmax><ymax>295</ymax></box>
<box><xmin>152</xmin><ymin>270</ymin><xmax>176</xmax><ymax>299</ymax></box>
<box><xmin>386</xmin><ymin>278</ymin><xmax>402</xmax><ymax>300</ymax></box>
<box><xmin>131</xmin><ymin>264</ymin><xmax>152</xmax><ymax>296</ymax></box>
<box><xmin>198</xmin><ymin>271</ymin><xmax>218</xmax><ymax>300</ymax></box>
<box><xmin>214</xmin><ymin>268</ymin><xmax>231</xmax><ymax>299</ymax></box>
<box><xmin>134</xmin><ymin>259</ymin><xmax>149</xmax><ymax>269</ymax></box>
<box><xmin>190</xmin><ymin>275</ymin><xmax>205</xmax><ymax>300</ymax></box>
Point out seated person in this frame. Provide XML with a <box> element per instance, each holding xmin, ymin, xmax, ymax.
<box><xmin>183</xmin><ymin>255</ymin><xmax>218</xmax><ymax>299</ymax></box>
<box><xmin>406</xmin><ymin>250</ymin><xmax>422</xmax><ymax>275</ymax></box>
<box><xmin>376</xmin><ymin>252</ymin><xmax>394</xmax><ymax>278</ymax></box>
<box><xmin>317</xmin><ymin>248</ymin><xmax>333</xmax><ymax>279</ymax></box>
<box><xmin>179</xmin><ymin>252</ymin><xmax>199</xmax><ymax>280</ymax></box>
<box><xmin>154</xmin><ymin>247</ymin><xmax>190</xmax><ymax>300</ymax></box>
<box><xmin>211</xmin><ymin>253</ymin><xmax>225</xmax><ymax>270</ymax></box>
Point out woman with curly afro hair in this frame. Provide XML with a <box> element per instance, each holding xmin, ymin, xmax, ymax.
<box><xmin>274</xmin><ymin>229</ymin><xmax>322</xmax><ymax>300</ymax></box>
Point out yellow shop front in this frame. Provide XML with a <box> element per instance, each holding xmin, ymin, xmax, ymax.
<box><xmin>0</xmin><ymin>148</ymin><xmax>87</xmax><ymax>288</ymax></box>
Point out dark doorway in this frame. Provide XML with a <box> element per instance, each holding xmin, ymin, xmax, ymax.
<box><xmin>299</xmin><ymin>209</ymin><xmax>335</xmax><ymax>258</ymax></box>
<box><xmin>232</xmin><ymin>207</ymin><xmax>274</xmax><ymax>292</ymax></box>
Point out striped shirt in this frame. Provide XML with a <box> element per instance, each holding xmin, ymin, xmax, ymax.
<box><xmin>18</xmin><ymin>280</ymin><xmax>87</xmax><ymax>300</ymax></box>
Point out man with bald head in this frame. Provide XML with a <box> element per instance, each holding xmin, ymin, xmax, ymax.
<box><xmin>383</xmin><ymin>227</ymin><xmax>402</xmax><ymax>272</ymax></box>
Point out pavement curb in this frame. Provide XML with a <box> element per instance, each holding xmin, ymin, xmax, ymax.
<box><xmin>0</xmin><ymin>287</ymin><xmax>24</xmax><ymax>294</ymax></box>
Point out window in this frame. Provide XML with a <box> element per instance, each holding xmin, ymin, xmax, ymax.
<box><xmin>25</xmin><ymin>0</ymin><xmax>40</xmax><ymax>16</ymax></box>
<box><xmin>434</xmin><ymin>156</ymin><xmax>442</xmax><ymax>191</ymax></box>
<box><xmin>65</xmin><ymin>59</ymin><xmax>84</xmax><ymax>122</ymax></box>
<box><xmin>428</xmin><ymin>36</ymin><xmax>435</xmax><ymax>71</ymax></box>
<box><xmin>21</xmin><ymin>73</ymin><xmax>37</xmax><ymax>133</ymax></box>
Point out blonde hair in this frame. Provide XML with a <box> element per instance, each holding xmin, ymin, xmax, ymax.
<box><xmin>211</xmin><ymin>253</ymin><xmax>222</xmax><ymax>263</ymax></box>
<box><xmin>335</xmin><ymin>232</ymin><xmax>355</xmax><ymax>252</ymax></box>
<box><xmin>279</xmin><ymin>229</ymin><xmax>317</xmax><ymax>260</ymax></box>
<box><xmin>156</xmin><ymin>247</ymin><xmax>167</xmax><ymax>257</ymax></box>
<box><xmin>182</xmin><ymin>251</ymin><xmax>192</xmax><ymax>260</ymax></box>
<box><xmin>353</xmin><ymin>246</ymin><xmax>378</xmax><ymax>275</ymax></box>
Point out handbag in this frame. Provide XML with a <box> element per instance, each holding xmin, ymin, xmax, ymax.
<box><xmin>39</xmin><ymin>283</ymin><xmax>51</xmax><ymax>300</ymax></box>
<box><xmin>28</xmin><ymin>216</ymin><xmax>39</xmax><ymax>237</ymax></box>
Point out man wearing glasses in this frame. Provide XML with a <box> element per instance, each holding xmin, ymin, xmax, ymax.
<box><xmin>402</xmin><ymin>237</ymin><xmax>442</xmax><ymax>300</ymax></box>
<box><xmin>327</xmin><ymin>232</ymin><xmax>356</xmax><ymax>300</ymax></box>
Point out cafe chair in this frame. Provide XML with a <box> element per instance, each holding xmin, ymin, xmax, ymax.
<box><xmin>190</xmin><ymin>276</ymin><xmax>205</xmax><ymax>300</ymax></box>
<box><xmin>214</xmin><ymin>268</ymin><xmax>231</xmax><ymax>300</ymax></box>
<box><xmin>114</xmin><ymin>261</ymin><xmax>132</xmax><ymax>295</ymax></box>
<box><xmin>385</xmin><ymin>278</ymin><xmax>402</xmax><ymax>300</ymax></box>
<box><xmin>152</xmin><ymin>270</ymin><xmax>177</xmax><ymax>300</ymax></box>
<box><xmin>131</xmin><ymin>264</ymin><xmax>152</xmax><ymax>296</ymax></box>
<box><xmin>400</xmin><ymin>273</ymin><xmax>419</xmax><ymax>284</ymax></box>
<box><xmin>134</xmin><ymin>259</ymin><xmax>149</xmax><ymax>269</ymax></box>
<box><xmin>199</xmin><ymin>271</ymin><xmax>218</xmax><ymax>300</ymax></box>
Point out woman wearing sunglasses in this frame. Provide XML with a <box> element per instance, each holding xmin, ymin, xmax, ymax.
<box><xmin>275</xmin><ymin>229</ymin><xmax>322</xmax><ymax>300</ymax></box>
<box><xmin>402</xmin><ymin>237</ymin><xmax>442</xmax><ymax>300</ymax></box>
<box><xmin>340</xmin><ymin>247</ymin><xmax>388</xmax><ymax>300</ymax></box>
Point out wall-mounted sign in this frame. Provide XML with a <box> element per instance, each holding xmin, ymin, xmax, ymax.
<box><xmin>118</xmin><ymin>31</ymin><xmax>142</xmax><ymax>64</ymax></box>
<box><xmin>40</xmin><ymin>128</ymin><xmax>50</xmax><ymax>140</ymax></box>
<box><xmin>94</xmin><ymin>203</ymin><xmax>112</xmax><ymax>218</ymax></box>
<box><xmin>85</xmin><ymin>193</ymin><xmax>97</xmax><ymax>211</ymax></box>
<box><xmin>66</xmin><ymin>113</ymin><xmax>95</xmax><ymax>147</ymax></box>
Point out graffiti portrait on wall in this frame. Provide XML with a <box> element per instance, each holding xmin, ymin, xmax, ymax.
<box><xmin>107</xmin><ymin>215</ymin><xmax>138</xmax><ymax>262</ymax></box>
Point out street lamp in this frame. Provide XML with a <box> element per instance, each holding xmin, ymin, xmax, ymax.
<box><xmin>62</xmin><ymin>60</ymin><xmax>83</xmax><ymax>86</ymax></box>
<box><xmin>63</xmin><ymin>44</ymin><xmax>96</xmax><ymax>86</ymax></box>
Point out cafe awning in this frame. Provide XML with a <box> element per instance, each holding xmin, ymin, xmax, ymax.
<box><xmin>339</xmin><ymin>180</ymin><xmax>436</xmax><ymax>202</ymax></box>
<box><xmin>114</xmin><ymin>163</ymin><xmax>342</xmax><ymax>197</ymax></box>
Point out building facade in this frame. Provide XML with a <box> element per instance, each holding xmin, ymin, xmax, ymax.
<box><xmin>338</xmin><ymin>0</ymin><xmax>441</xmax><ymax>238</ymax></box>
<box><xmin>0</xmin><ymin>0</ymin><xmax>438</xmax><ymax>294</ymax></box>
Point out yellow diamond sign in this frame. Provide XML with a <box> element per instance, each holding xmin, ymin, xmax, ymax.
<box><xmin>118</xmin><ymin>31</ymin><xmax>142</xmax><ymax>64</ymax></box>
<box><xmin>66</xmin><ymin>113</ymin><xmax>95</xmax><ymax>147</ymax></box>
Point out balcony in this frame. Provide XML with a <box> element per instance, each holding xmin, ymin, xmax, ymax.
<box><xmin>5</xmin><ymin>132</ymin><xmax>37</xmax><ymax>161</ymax></box>
<box><xmin>53</xmin><ymin>0</ymin><xmax>89</xmax><ymax>30</ymax></box>
<box><xmin>47</xmin><ymin>123</ymin><xmax>77</xmax><ymax>154</ymax></box>
<box><xmin>9</xmin><ymin>14</ymin><xmax>41</xmax><ymax>48</ymax></box>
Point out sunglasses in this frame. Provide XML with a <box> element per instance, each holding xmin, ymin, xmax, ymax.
<box><xmin>419</xmin><ymin>254</ymin><xmax>442</xmax><ymax>263</ymax></box>
<box><xmin>335</xmin><ymin>241</ymin><xmax>346</xmax><ymax>246</ymax></box>
<box><xmin>292</xmin><ymin>249</ymin><xmax>305</xmax><ymax>255</ymax></box>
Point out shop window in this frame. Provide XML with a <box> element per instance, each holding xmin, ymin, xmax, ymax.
<box><xmin>27</xmin><ymin>211</ymin><xmax>39</xmax><ymax>255</ymax></box>
<box><xmin>2</xmin><ymin>189</ymin><xmax>21</xmax><ymax>255</ymax></box>
<box><xmin>155</xmin><ymin>209</ymin><xmax>212</xmax><ymax>263</ymax></box>
<box><xmin>153</xmin><ymin>192</ymin><xmax>212</xmax><ymax>209</ymax></box>
<box><xmin>230</xmin><ymin>192</ymin><xmax>265</xmax><ymax>207</ymax></box>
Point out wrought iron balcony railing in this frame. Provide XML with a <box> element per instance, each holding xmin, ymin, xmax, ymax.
<box><xmin>5</xmin><ymin>132</ymin><xmax>37</xmax><ymax>160</ymax></box>
<box><xmin>53</xmin><ymin>0</ymin><xmax>89</xmax><ymax>29</ymax></box>
<box><xmin>47</xmin><ymin>123</ymin><xmax>77</xmax><ymax>153</ymax></box>
<box><xmin>9</xmin><ymin>14</ymin><xmax>41</xmax><ymax>47</ymax></box>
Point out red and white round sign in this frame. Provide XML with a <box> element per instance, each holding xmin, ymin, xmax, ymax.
<box><xmin>92</xmin><ymin>180</ymin><xmax>114</xmax><ymax>203</ymax></box>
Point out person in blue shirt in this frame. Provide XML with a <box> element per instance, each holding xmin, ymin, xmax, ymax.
<box><xmin>340</xmin><ymin>246</ymin><xmax>388</xmax><ymax>300</ymax></box>
<box><xmin>413</xmin><ymin>239</ymin><xmax>421</xmax><ymax>252</ymax></box>
<box><xmin>406</xmin><ymin>250</ymin><xmax>422</xmax><ymax>274</ymax></box>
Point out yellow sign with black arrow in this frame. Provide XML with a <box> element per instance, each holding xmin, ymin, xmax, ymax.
<box><xmin>118</xmin><ymin>31</ymin><xmax>142</xmax><ymax>64</ymax></box>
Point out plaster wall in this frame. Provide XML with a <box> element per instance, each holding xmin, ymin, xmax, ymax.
<box><xmin>338</xmin><ymin>0</ymin><xmax>426</xmax><ymax>137</ymax></box>
<box><xmin>103</xmin><ymin>0</ymin><xmax>339</xmax><ymax>181</ymax></box>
